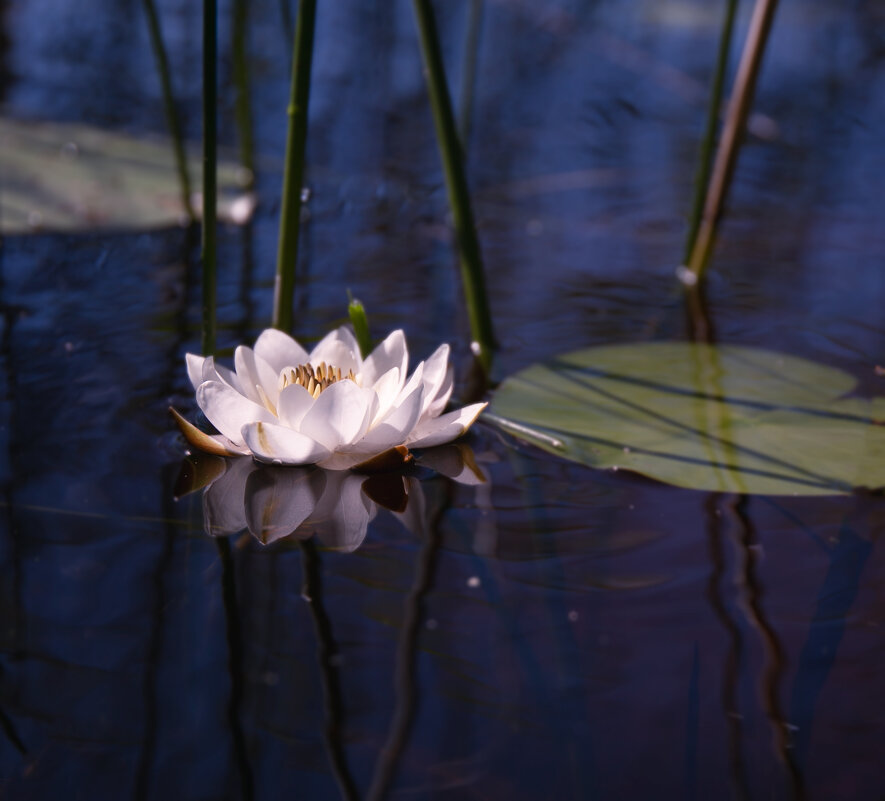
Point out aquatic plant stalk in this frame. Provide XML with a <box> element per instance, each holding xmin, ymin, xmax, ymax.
<box><xmin>142</xmin><ymin>0</ymin><xmax>195</xmax><ymax>223</ymax></box>
<box><xmin>273</xmin><ymin>0</ymin><xmax>317</xmax><ymax>333</ymax></box>
<box><xmin>412</xmin><ymin>0</ymin><xmax>495</xmax><ymax>376</ymax></box>
<box><xmin>682</xmin><ymin>0</ymin><xmax>738</xmax><ymax>265</ymax></box>
<box><xmin>231</xmin><ymin>0</ymin><xmax>255</xmax><ymax>185</ymax></box>
<box><xmin>202</xmin><ymin>0</ymin><xmax>218</xmax><ymax>355</ymax></box>
<box><xmin>685</xmin><ymin>0</ymin><xmax>779</xmax><ymax>282</ymax></box>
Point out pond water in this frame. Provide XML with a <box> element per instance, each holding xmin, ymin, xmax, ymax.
<box><xmin>1</xmin><ymin>0</ymin><xmax>885</xmax><ymax>799</ymax></box>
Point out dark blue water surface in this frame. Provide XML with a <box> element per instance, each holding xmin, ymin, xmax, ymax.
<box><xmin>1</xmin><ymin>0</ymin><xmax>885</xmax><ymax>799</ymax></box>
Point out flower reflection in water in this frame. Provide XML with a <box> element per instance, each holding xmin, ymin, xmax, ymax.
<box><xmin>173</xmin><ymin>443</ymin><xmax>490</xmax><ymax>797</ymax></box>
<box><xmin>175</xmin><ymin>443</ymin><xmax>488</xmax><ymax>550</ymax></box>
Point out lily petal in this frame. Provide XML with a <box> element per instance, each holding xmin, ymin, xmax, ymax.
<box><xmin>406</xmin><ymin>402</ymin><xmax>487</xmax><ymax>449</ymax></box>
<box><xmin>300</xmin><ymin>380</ymin><xmax>377</xmax><ymax>451</ymax></box>
<box><xmin>356</xmin><ymin>384</ymin><xmax>425</xmax><ymax>453</ymax></box>
<box><xmin>186</xmin><ymin>353</ymin><xmax>206</xmax><ymax>391</ymax></box>
<box><xmin>170</xmin><ymin>406</ymin><xmax>248</xmax><ymax>457</ymax></box>
<box><xmin>277</xmin><ymin>383</ymin><xmax>316</xmax><ymax>429</ymax></box>
<box><xmin>417</xmin><ymin>343</ymin><xmax>450</xmax><ymax>419</ymax></box>
<box><xmin>234</xmin><ymin>346</ymin><xmax>280</xmax><ymax>406</ymax></box>
<box><xmin>242</xmin><ymin>421</ymin><xmax>331</xmax><ymax>465</ymax></box>
<box><xmin>201</xmin><ymin>356</ymin><xmax>244</xmax><ymax>394</ymax></box>
<box><xmin>197</xmin><ymin>380</ymin><xmax>275</xmax><ymax>445</ymax></box>
<box><xmin>309</xmin><ymin>326</ymin><xmax>361</xmax><ymax>376</ymax></box>
<box><xmin>244</xmin><ymin>466</ymin><xmax>324</xmax><ymax>544</ymax></box>
<box><xmin>187</xmin><ymin>353</ymin><xmax>242</xmax><ymax>394</ymax></box>
<box><xmin>394</xmin><ymin>361</ymin><xmax>425</xmax><ymax>407</ymax></box>
<box><xmin>359</xmin><ymin>329</ymin><xmax>408</xmax><ymax>389</ymax></box>
<box><xmin>202</xmin><ymin>457</ymin><xmax>254</xmax><ymax>537</ymax></box>
<box><xmin>310</xmin><ymin>472</ymin><xmax>376</xmax><ymax>551</ymax></box>
<box><xmin>425</xmin><ymin>363</ymin><xmax>454</xmax><ymax>419</ymax></box>
<box><xmin>369</xmin><ymin>366</ymin><xmax>401</xmax><ymax>425</ymax></box>
<box><xmin>254</xmin><ymin>328</ymin><xmax>310</xmax><ymax>374</ymax></box>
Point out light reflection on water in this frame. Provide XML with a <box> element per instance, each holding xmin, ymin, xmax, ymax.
<box><xmin>0</xmin><ymin>0</ymin><xmax>884</xmax><ymax>799</ymax></box>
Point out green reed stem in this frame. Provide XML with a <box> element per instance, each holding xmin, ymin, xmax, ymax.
<box><xmin>141</xmin><ymin>0</ymin><xmax>195</xmax><ymax>222</ymax></box>
<box><xmin>273</xmin><ymin>0</ymin><xmax>317</xmax><ymax>334</ymax></box>
<box><xmin>201</xmin><ymin>0</ymin><xmax>218</xmax><ymax>355</ymax></box>
<box><xmin>686</xmin><ymin>0</ymin><xmax>779</xmax><ymax>282</ymax></box>
<box><xmin>682</xmin><ymin>0</ymin><xmax>738</xmax><ymax>265</ymax></box>
<box><xmin>347</xmin><ymin>294</ymin><xmax>372</xmax><ymax>358</ymax></box>
<box><xmin>412</xmin><ymin>0</ymin><xmax>495</xmax><ymax>376</ymax></box>
<box><xmin>231</xmin><ymin>0</ymin><xmax>255</xmax><ymax>185</ymax></box>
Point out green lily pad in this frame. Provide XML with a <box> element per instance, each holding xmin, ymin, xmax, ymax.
<box><xmin>488</xmin><ymin>343</ymin><xmax>885</xmax><ymax>496</ymax></box>
<box><xmin>0</xmin><ymin>117</ymin><xmax>254</xmax><ymax>233</ymax></box>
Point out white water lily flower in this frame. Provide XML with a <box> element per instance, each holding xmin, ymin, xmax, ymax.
<box><xmin>177</xmin><ymin>327</ymin><xmax>486</xmax><ymax>470</ymax></box>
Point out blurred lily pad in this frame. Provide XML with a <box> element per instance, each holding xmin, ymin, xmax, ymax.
<box><xmin>488</xmin><ymin>343</ymin><xmax>885</xmax><ymax>496</ymax></box>
<box><xmin>0</xmin><ymin>117</ymin><xmax>255</xmax><ymax>233</ymax></box>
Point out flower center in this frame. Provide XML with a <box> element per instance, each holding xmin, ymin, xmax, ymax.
<box><xmin>279</xmin><ymin>361</ymin><xmax>356</xmax><ymax>398</ymax></box>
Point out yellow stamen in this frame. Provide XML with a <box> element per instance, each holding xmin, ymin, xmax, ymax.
<box><xmin>278</xmin><ymin>362</ymin><xmax>357</xmax><ymax>396</ymax></box>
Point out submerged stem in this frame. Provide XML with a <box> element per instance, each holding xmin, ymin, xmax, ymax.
<box><xmin>273</xmin><ymin>0</ymin><xmax>317</xmax><ymax>333</ymax></box>
<box><xmin>411</xmin><ymin>0</ymin><xmax>496</xmax><ymax>377</ymax></box>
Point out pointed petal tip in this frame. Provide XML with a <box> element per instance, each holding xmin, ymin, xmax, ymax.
<box><xmin>169</xmin><ymin>406</ymin><xmax>244</xmax><ymax>457</ymax></box>
<box><xmin>405</xmin><ymin>401</ymin><xmax>487</xmax><ymax>449</ymax></box>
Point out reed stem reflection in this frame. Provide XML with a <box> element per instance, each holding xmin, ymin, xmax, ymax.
<box><xmin>704</xmin><ymin>493</ymin><xmax>748</xmax><ymax>800</ymax></box>
<box><xmin>366</xmin><ymin>483</ymin><xmax>448</xmax><ymax>801</ymax></box>
<box><xmin>216</xmin><ymin>536</ymin><xmax>254</xmax><ymax>801</ymax></box>
<box><xmin>299</xmin><ymin>540</ymin><xmax>359</xmax><ymax>801</ymax></box>
<box><xmin>708</xmin><ymin>494</ymin><xmax>805</xmax><ymax>800</ymax></box>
